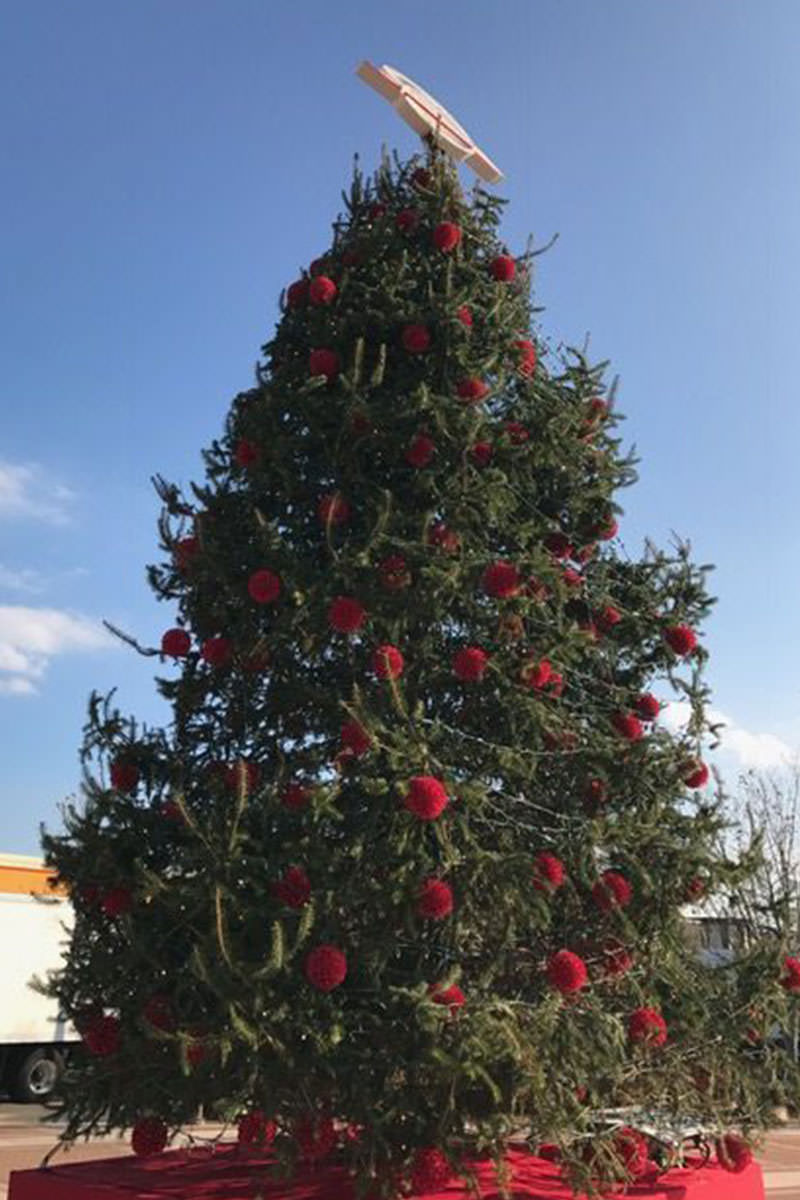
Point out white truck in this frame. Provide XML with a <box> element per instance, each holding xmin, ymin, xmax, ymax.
<box><xmin>0</xmin><ymin>853</ymin><xmax>77</xmax><ymax>1101</ymax></box>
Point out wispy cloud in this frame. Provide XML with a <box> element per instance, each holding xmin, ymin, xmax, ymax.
<box><xmin>0</xmin><ymin>564</ymin><xmax>44</xmax><ymax>594</ymax></box>
<box><xmin>0</xmin><ymin>460</ymin><xmax>75</xmax><ymax>525</ymax></box>
<box><xmin>0</xmin><ymin>606</ymin><xmax>113</xmax><ymax>696</ymax></box>
<box><xmin>662</xmin><ymin>700</ymin><xmax>793</xmax><ymax>769</ymax></box>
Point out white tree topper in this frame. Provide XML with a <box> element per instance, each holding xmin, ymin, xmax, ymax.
<box><xmin>356</xmin><ymin>61</ymin><xmax>504</xmax><ymax>185</ymax></box>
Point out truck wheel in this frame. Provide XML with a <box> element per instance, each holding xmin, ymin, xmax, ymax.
<box><xmin>11</xmin><ymin>1048</ymin><xmax>61</xmax><ymax>1103</ymax></box>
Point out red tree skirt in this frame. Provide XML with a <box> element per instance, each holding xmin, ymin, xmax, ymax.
<box><xmin>8</xmin><ymin>1146</ymin><xmax>765</xmax><ymax>1200</ymax></box>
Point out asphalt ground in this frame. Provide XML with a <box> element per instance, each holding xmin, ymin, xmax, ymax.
<box><xmin>2</xmin><ymin>1107</ymin><xmax>800</xmax><ymax>1198</ymax></box>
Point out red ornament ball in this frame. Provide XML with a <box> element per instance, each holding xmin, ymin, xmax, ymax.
<box><xmin>328</xmin><ymin>596</ymin><xmax>366</xmax><ymax>634</ymax></box>
<box><xmin>101</xmin><ymin>887</ymin><xmax>133</xmax><ymax>918</ymax></box>
<box><xmin>83</xmin><ymin>1013</ymin><xmax>120</xmax><ymax>1057</ymax></box>
<box><xmin>457</xmin><ymin>377</ymin><xmax>490</xmax><ymax>403</ymax></box>
<box><xmin>432</xmin><ymin>222</ymin><xmax>462</xmax><ymax>252</ymax></box>
<box><xmin>372</xmin><ymin>644</ymin><xmax>404</xmax><ymax>680</ymax></box>
<box><xmin>482</xmin><ymin>560</ymin><xmax>520</xmax><ymax>598</ymax></box>
<box><xmin>456</xmin><ymin>304</ymin><xmax>473</xmax><ymax>327</ymax></box>
<box><xmin>396</xmin><ymin>208</ymin><xmax>419</xmax><ymax>233</ymax></box>
<box><xmin>402</xmin><ymin>324</ymin><xmax>431</xmax><ymax>354</ymax></box>
<box><xmin>286</xmin><ymin>279</ymin><xmax>309</xmax><ymax>308</ymax></box>
<box><xmin>305</xmin><ymin>944</ymin><xmax>347</xmax><ymax>992</ymax></box>
<box><xmin>404</xmin><ymin>775</ymin><xmax>449</xmax><ymax>821</ymax></box>
<box><xmin>664</xmin><ymin>623</ymin><xmax>697</xmax><ymax>656</ymax></box>
<box><xmin>593</xmin><ymin>870</ymin><xmax>633</xmax><ymax>913</ymax></box>
<box><xmin>521</xmin><ymin>656</ymin><xmax>551</xmax><ymax>690</ymax></box>
<box><xmin>281</xmin><ymin>782</ymin><xmax>311</xmax><ymax>810</ymax></box>
<box><xmin>596</xmin><ymin>604</ymin><xmax>621</xmax><ymax>633</ymax></box>
<box><xmin>629</xmin><ymin>1006</ymin><xmax>667</xmax><ymax>1046</ymax></box>
<box><xmin>684</xmin><ymin>759</ymin><xmax>710</xmax><ymax>789</ymax></box>
<box><xmin>429</xmin><ymin>983</ymin><xmax>465</xmax><ymax>1014</ymax></box>
<box><xmin>514</xmin><ymin>338</ymin><xmax>536</xmax><ymax>376</ymax></box>
<box><xmin>504</xmin><ymin>420</ymin><xmax>529</xmax><ymax>445</ymax></box>
<box><xmin>411</xmin><ymin>1148</ymin><xmax>452</xmax><ymax>1194</ymax></box>
<box><xmin>318</xmin><ymin>493</ymin><xmax>351</xmax><ymax>526</ymax></box>
<box><xmin>237</xmin><ymin>1110</ymin><xmax>277</xmax><ymax>1148</ymax></box>
<box><xmin>131</xmin><ymin>1117</ymin><xmax>168</xmax><ymax>1157</ymax></box>
<box><xmin>470</xmin><ymin>441</ymin><xmax>493</xmax><ymax>467</ymax></box>
<box><xmin>533</xmin><ymin>851</ymin><xmax>566</xmax><ymax>894</ymax></box>
<box><xmin>427</xmin><ymin>522</ymin><xmax>461</xmax><ymax>553</ymax></box>
<box><xmin>405</xmin><ymin>433</ymin><xmax>435</xmax><ymax>467</ymax></box>
<box><xmin>635</xmin><ymin>693</ymin><xmax>660</xmax><ymax>721</ymax></box>
<box><xmin>110</xmin><ymin>759</ymin><xmax>139</xmax><ymax>793</ymax></box>
<box><xmin>452</xmin><ymin>646</ymin><xmax>489</xmax><ymax>682</ymax></box>
<box><xmin>308</xmin><ymin>257</ymin><xmax>329</xmax><ymax>277</ymax></box>
<box><xmin>201</xmin><ymin>636</ymin><xmax>233</xmax><ymax>668</ymax></box>
<box><xmin>309</xmin><ymin>348</ymin><xmax>340</xmax><ymax>381</ymax></box>
<box><xmin>490</xmin><ymin>254</ymin><xmax>516</xmax><ymax>281</ymax></box>
<box><xmin>781</xmin><ymin>955</ymin><xmax>800</xmax><ymax>992</ymax></box>
<box><xmin>379</xmin><ymin>555</ymin><xmax>411</xmax><ymax>591</ymax></box>
<box><xmin>544</xmin><ymin>532</ymin><xmax>573</xmax><ymax>560</ymax></box>
<box><xmin>161</xmin><ymin>628</ymin><xmax>190</xmax><ymax>658</ymax></box>
<box><xmin>248</xmin><ymin>568</ymin><xmax>281</xmax><ymax>604</ymax></box>
<box><xmin>611</xmin><ymin>711</ymin><xmax>644</xmax><ymax>742</ymax></box>
<box><xmin>272</xmin><ymin>866</ymin><xmax>311</xmax><ymax>909</ymax></box>
<box><xmin>546</xmin><ymin>949</ymin><xmax>588</xmax><ymax>994</ymax></box>
<box><xmin>340</xmin><ymin>721</ymin><xmax>372</xmax><ymax>756</ymax></box>
<box><xmin>295</xmin><ymin>1115</ymin><xmax>337</xmax><ymax>1161</ymax></box>
<box><xmin>173</xmin><ymin>536</ymin><xmax>199</xmax><ymax>570</ymax></box>
<box><xmin>612</xmin><ymin>1127</ymin><xmax>649</xmax><ymax>1179</ymax></box>
<box><xmin>417</xmin><ymin>878</ymin><xmax>454</xmax><ymax>920</ymax></box>
<box><xmin>143</xmin><ymin>994</ymin><xmax>175</xmax><ymax>1032</ymax></box>
<box><xmin>234</xmin><ymin>438</ymin><xmax>260</xmax><ymax>469</ymax></box>
<box><xmin>716</xmin><ymin>1134</ymin><xmax>752</xmax><ymax>1174</ymax></box>
<box><xmin>309</xmin><ymin>275</ymin><xmax>337</xmax><ymax>305</ymax></box>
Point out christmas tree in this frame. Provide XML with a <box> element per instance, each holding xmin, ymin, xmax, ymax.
<box><xmin>42</xmin><ymin>143</ymin><xmax>798</xmax><ymax>1195</ymax></box>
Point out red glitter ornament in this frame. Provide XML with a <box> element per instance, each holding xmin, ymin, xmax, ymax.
<box><xmin>272</xmin><ymin>866</ymin><xmax>311</xmax><ymax>909</ymax></box>
<box><xmin>664</xmin><ymin>624</ymin><xmax>697</xmax><ymax>656</ymax></box>
<box><xmin>457</xmin><ymin>377</ymin><xmax>490</xmax><ymax>403</ymax></box>
<box><xmin>308</xmin><ymin>348</ymin><xmax>340</xmax><ymax>380</ymax></box>
<box><xmin>429</xmin><ymin>983</ymin><xmax>465</xmax><ymax>1013</ymax></box>
<box><xmin>281</xmin><ymin>782</ymin><xmax>311</xmax><ymax>810</ymax></box>
<box><xmin>341</xmin><ymin>721</ymin><xmax>372</xmax><ymax>756</ymax></box>
<box><xmin>234</xmin><ymin>438</ymin><xmax>260</xmax><ymax>469</ymax></box>
<box><xmin>716</xmin><ymin>1134</ymin><xmax>752</xmax><ymax>1174</ymax></box>
<box><xmin>309</xmin><ymin>276</ymin><xmax>337</xmax><ymax>305</ymax></box>
<box><xmin>248</xmin><ymin>568</ymin><xmax>281</xmax><ymax>604</ymax></box>
<box><xmin>611</xmin><ymin>1127</ymin><xmax>649</xmax><ymax>1179</ymax></box>
<box><xmin>684</xmin><ymin>759</ymin><xmax>710</xmax><ymax>788</ymax></box>
<box><xmin>544</xmin><ymin>532</ymin><xmax>573</xmax><ymax>560</ymax></box>
<box><xmin>593</xmin><ymin>870</ymin><xmax>633</xmax><ymax>912</ymax></box>
<box><xmin>318</xmin><ymin>493</ymin><xmax>351</xmax><ymax>526</ymax></box>
<box><xmin>452</xmin><ymin>646</ymin><xmax>489</xmax><ymax>682</ymax></box>
<box><xmin>490</xmin><ymin>255</ymin><xmax>516</xmax><ymax>281</ymax></box>
<box><xmin>186</xmin><ymin>1032</ymin><xmax>208</xmax><ymax>1067</ymax></box>
<box><xmin>305</xmin><ymin>945</ymin><xmax>347</xmax><ymax>992</ymax></box>
<box><xmin>596</xmin><ymin>605</ymin><xmax>621</xmax><ymax>633</ymax></box>
<box><xmin>611</xmin><ymin>711</ymin><xmax>644</xmax><ymax>741</ymax></box>
<box><xmin>432</xmin><ymin>222</ymin><xmax>462</xmax><ymax>252</ymax></box>
<box><xmin>328</xmin><ymin>596</ymin><xmax>367</xmax><ymax>634</ymax></box>
<box><xmin>504</xmin><ymin>420</ymin><xmax>529</xmax><ymax>444</ymax></box>
<box><xmin>456</xmin><ymin>305</ymin><xmax>473</xmax><ymax>327</ymax></box>
<box><xmin>83</xmin><ymin>1013</ymin><xmax>120</xmax><ymax>1056</ymax></box>
<box><xmin>286</xmin><ymin>279</ymin><xmax>309</xmax><ymax>308</ymax></box>
<box><xmin>110</xmin><ymin>759</ymin><xmax>139</xmax><ymax>792</ymax></box>
<box><xmin>201</xmin><ymin>636</ymin><xmax>233</xmax><ymax>668</ymax></box>
<box><xmin>173</xmin><ymin>536</ymin><xmax>199</xmax><ymax>570</ymax></box>
<box><xmin>562</xmin><ymin>568</ymin><xmax>582</xmax><ymax>590</ymax></box>
<box><xmin>781</xmin><ymin>955</ymin><xmax>800</xmax><ymax>992</ymax></box>
<box><xmin>396</xmin><ymin>208</ymin><xmax>419</xmax><ymax>233</ymax></box>
<box><xmin>402</xmin><ymin>324</ymin><xmax>432</xmax><ymax>354</ymax></box>
<box><xmin>427</xmin><ymin>522</ymin><xmax>461</xmax><ymax>553</ymax></box>
<box><xmin>161</xmin><ymin>628</ymin><xmax>190</xmax><ymax>658</ymax></box>
<box><xmin>296</xmin><ymin>1115</ymin><xmax>337</xmax><ymax>1161</ymax></box>
<box><xmin>101</xmin><ymin>887</ymin><xmax>133</xmax><ymax>918</ymax></box>
<box><xmin>131</xmin><ymin>1117</ymin><xmax>168</xmax><ymax>1157</ymax></box>
<box><xmin>406</xmin><ymin>433</ymin><xmax>435</xmax><ymax>467</ymax></box>
<box><xmin>309</xmin><ymin>257</ymin><xmax>329</xmax><ymax>277</ymax></box>
<box><xmin>372</xmin><ymin>644</ymin><xmax>404</xmax><ymax>679</ymax></box>
<box><xmin>514</xmin><ymin>338</ymin><xmax>536</xmax><ymax>376</ymax></box>
<box><xmin>368</xmin><ymin>202</ymin><xmax>386</xmax><ymax>220</ymax></box>
<box><xmin>482</xmin><ymin>560</ymin><xmax>520</xmax><ymax>598</ymax></box>
<box><xmin>379</xmin><ymin>555</ymin><xmax>411</xmax><ymax>591</ymax></box>
<box><xmin>521</xmin><ymin>656</ymin><xmax>551</xmax><ymax>690</ymax></box>
<box><xmin>411</xmin><ymin>1148</ymin><xmax>452</xmax><ymax>1193</ymax></box>
<box><xmin>635</xmin><ymin>693</ymin><xmax>660</xmax><ymax>721</ymax></box>
<box><xmin>546</xmin><ymin>949</ymin><xmax>588</xmax><ymax>994</ymax></box>
<box><xmin>533</xmin><ymin>851</ymin><xmax>566</xmax><ymax>894</ymax></box>
<box><xmin>629</xmin><ymin>1006</ymin><xmax>667</xmax><ymax>1046</ymax></box>
<box><xmin>404</xmin><ymin>775</ymin><xmax>449</xmax><ymax>820</ymax></box>
<box><xmin>470</xmin><ymin>441</ymin><xmax>492</xmax><ymax>467</ymax></box>
<box><xmin>237</xmin><ymin>1110</ymin><xmax>277</xmax><ymax>1147</ymax></box>
<box><xmin>417</xmin><ymin>878</ymin><xmax>454</xmax><ymax>920</ymax></box>
<box><xmin>143</xmin><ymin>994</ymin><xmax>175</xmax><ymax>1032</ymax></box>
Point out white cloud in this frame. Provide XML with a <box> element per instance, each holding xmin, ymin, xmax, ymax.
<box><xmin>0</xmin><ymin>460</ymin><xmax>75</xmax><ymax>525</ymax></box>
<box><xmin>661</xmin><ymin>700</ymin><xmax>793</xmax><ymax>770</ymax></box>
<box><xmin>0</xmin><ymin>564</ymin><xmax>44</xmax><ymax>594</ymax></box>
<box><xmin>0</xmin><ymin>606</ymin><xmax>113</xmax><ymax>697</ymax></box>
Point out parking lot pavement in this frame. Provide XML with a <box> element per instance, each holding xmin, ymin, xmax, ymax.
<box><xmin>3</xmin><ymin>1109</ymin><xmax>800</xmax><ymax>1199</ymax></box>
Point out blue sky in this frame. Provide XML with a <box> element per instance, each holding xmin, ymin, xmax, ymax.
<box><xmin>1</xmin><ymin>0</ymin><xmax>798</xmax><ymax>852</ymax></box>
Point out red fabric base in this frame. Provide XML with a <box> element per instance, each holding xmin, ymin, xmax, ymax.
<box><xmin>8</xmin><ymin>1145</ymin><xmax>764</xmax><ymax>1200</ymax></box>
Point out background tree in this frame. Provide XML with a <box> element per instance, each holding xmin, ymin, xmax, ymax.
<box><xmin>42</xmin><ymin>147</ymin><xmax>795</xmax><ymax>1194</ymax></box>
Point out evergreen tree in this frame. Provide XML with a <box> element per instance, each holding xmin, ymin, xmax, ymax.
<box><xmin>43</xmin><ymin>147</ymin><xmax>797</xmax><ymax>1195</ymax></box>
